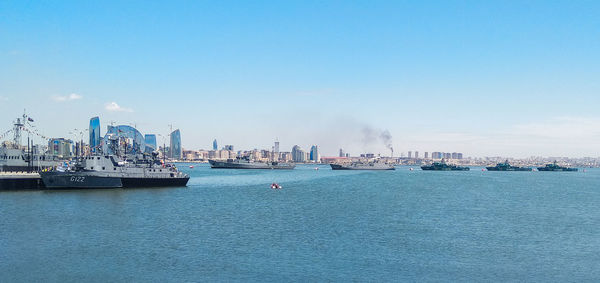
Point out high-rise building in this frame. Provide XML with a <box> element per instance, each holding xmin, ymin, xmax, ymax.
<box><xmin>48</xmin><ymin>138</ymin><xmax>74</xmax><ymax>157</ymax></box>
<box><xmin>408</xmin><ymin>151</ymin><xmax>412</xmax><ymax>159</ymax></box>
<box><xmin>451</xmin><ymin>152</ymin><xmax>458</xmax><ymax>159</ymax></box>
<box><xmin>457</xmin><ymin>153</ymin><xmax>463</xmax><ymax>159</ymax></box>
<box><xmin>212</xmin><ymin>139</ymin><xmax>218</xmax><ymax>151</ymax></box>
<box><xmin>274</xmin><ymin>141</ymin><xmax>279</xmax><ymax>153</ymax></box>
<box><xmin>224</xmin><ymin>145</ymin><xmax>234</xmax><ymax>151</ymax></box>
<box><xmin>309</xmin><ymin>145</ymin><xmax>319</xmax><ymax>162</ymax></box>
<box><xmin>339</xmin><ymin>148</ymin><xmax>344</xmax><ymax>157</ymax></box>
<box><xmin>424</xmin><ymin>152</ymin><xmax>429</xmax><ymax>159</ymax></box>
<box><xmin>144</xmin><ymin>134</ymin><xmax>157</xmax><ymax>153</ymax></box>
<box><xmin>292</xmin><ymin>145</ymin><xmax>305</xmax><ymax>162</ymax></box>
<box><xmin>415</xmin><ymin>151</ymin><xmax>419</xmax><ymax>159</ymax></box>
<box><xmin>89</xmin><ymin>117</ymin><xmax>101</xmax><ymax>153</ymax></box>
<box><xmin>170</xmin><ymin>129</ymin><xmax>182</xmax><ymax>160</ymax></box>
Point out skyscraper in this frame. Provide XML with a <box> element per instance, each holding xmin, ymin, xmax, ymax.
<box><xmin>213</xmin><ymin>139</ymin><xmax>218</xmax><ymax>151</ymax></box>
<box><xmin>408</xmin><ymin>151</ymin><xmax>412</xmax><ymax>159</ymax></box>
<box><xmin>415</xmin><ymin>151</ymin><xmax>419</xmax><ymax>159</ymax></box>
<box><xmin>339</xmin><ymin>148</ymin><xmax>344</xmax><ymax>157</ymax></box>
<box><xmin>89</xmin><ymin>117</ymin><xmax>101</xmax><ymax>153</ymax></box>
<box><xmin>144</xmin><ymin>134</ymin><xmax>157</xmax><ymax>153</ymax></box>
<box><xmin>310</xmin><ymin>145</ymin><xmax>319</xmax><ymax>162</ymax></box>
<box><xmin>170</xmin><ymin>129</ymin><xmax>182</xmax><ymax>160</ymax></box>
<box><xmin>274</xmin><ymin>141</ymin><xmax>279</xmax><ymax>153</ymax></box>
<box><xmin>424</xmin><ymin>152</ymin><xmax>429</xmax><ymax>159</ymax></box>
<box><xmin>292</xmin><ymin>145</ymin><xmax>305</xmax><ymax>162</ymax></box>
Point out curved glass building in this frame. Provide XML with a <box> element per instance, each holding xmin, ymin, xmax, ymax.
<box><xmin>104</xmin><ymin>125</ymin><xmax>146</xmax><ymax>155</ymax></box>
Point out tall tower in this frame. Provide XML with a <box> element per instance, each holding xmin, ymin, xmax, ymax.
<box><xmin>213</xmin><ymin>139</ymin><xmax>218</xmax><ymax>151</ymax></box>
<box><xmin>170</xmin><ymin>129</ymin><xmax>182</xmax><ymax>159</ymax></box>
<box><xmin>89</xmin><ymin>117</ymin><xmax>101</xmax><ymax>153</ymax></box>
<box><xmin>274</xmin><ymin>140</ymin><xmax>280</xmax><ymax>153</ymax></box>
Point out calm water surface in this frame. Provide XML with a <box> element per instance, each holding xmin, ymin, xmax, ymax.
<box><xmin>1</xmin><ymin>164</ymin><xmax>599</xmax><ymax>282</ymax></box>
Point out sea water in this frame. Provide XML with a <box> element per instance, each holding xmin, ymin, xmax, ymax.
<box><xmin>1</xmin><ymin>164</ymin><xmax>599</xmax><ymax>282</ymax></box>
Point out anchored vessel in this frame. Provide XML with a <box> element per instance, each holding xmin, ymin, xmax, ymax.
<box><xmin>421</xmin><ymin>159</ymin><xmax>470</xmax><ymax>171</ymax></box>
<box><xmin>486</xmin><ymin>160</ymin><xmax>532</xmax><ymax>171</ymax></box>
<box><xmin>330</xmin><ymin>162</ymin><xmax>395</xmax><ymax>170</ymax></box>
<box><xmin>209</xmin><ymin>157</ymin><xmax>295</xmax><ymax>169</ymax></box>
<box><xmin>40</xmin><ymin>154</ymin><xmax>190</xmax><ymax>189</ymax></box>
<box><xmin>537</xmin><ymin>161</ymin><xmax>578</xmax><ymax>172</ymax></box>
<box><xmin>0</xmin><ymin>146</ymin><xmax>61</xmax><ymax>172</ymax></box>
<box><xmin>1</xmin><ymin>114</ymin><xmax>62</xmax><ymax>172</ymax></box>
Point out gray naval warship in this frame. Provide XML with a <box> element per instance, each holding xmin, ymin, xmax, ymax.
<box><xmin>209</xmin><ymin>156</ymin><xmax>295</xmax><ymax>169</ymax></box>
<box><xmin>40</xmin><ymin>153</ymin><xmax>190</xmax><ymax>189</ymax></box>
<box><xmin>330</xmin><ymin>162</ymin><xmax>395</xmax><ymax>170</ymax></box>
<box><xmin>1</xmin><ymin>114</ymin><xmax>62</xmax><ymax>172</ymax></box>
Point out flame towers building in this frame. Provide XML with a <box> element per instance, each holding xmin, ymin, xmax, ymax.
<box><xmin>144</xmin><ymin>134</ymin><xmax>157</xmax><ymax>153</ymax></box>
<box><xmin>170</xmin><ymin>129</ymin><xmax>182</xmax><ymax>160</ymax></box>
<box><xmin>89</xmin><ymin>117</ymin><xmax>101</xmax><ymax>153</ymax></box>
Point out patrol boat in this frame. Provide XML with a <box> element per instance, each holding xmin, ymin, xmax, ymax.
<box><xmin>209</xmin><ymin>156</ymin><xmax>295</xmax><ymax>169</ymax></box>
<box><xmin>537</xmin><ymin>161</ymin><xmax>578</xmax><ymax>172</ymax></box>
<box><xmin>421</xmin><ymin>159</ymin><xmax>470</xmax><ymax>171</ymax></box>
<box><xmin>486</xmin><ymin>160</ymin><xmax>532</xmax><ymax>171</ymax></box>
<box><xmin>40</xmin><ymin>153</ymin><xmax>189</xmax><ymax>189</ymax></box>
<box><xmin>330</xmin><ymin>162</ymin><xmax>395</xmax><ymax>170</ymax></box>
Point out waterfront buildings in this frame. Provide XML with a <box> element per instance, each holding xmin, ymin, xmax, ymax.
<box><xmin>48</xmin><ymin>138</ymin><xmax>74</xmax><ymax>158</ymax></box>
<box><xmin>170</xmin><ymin>129</ymin><xmax>182</xmax><ymax>160</ymax></box>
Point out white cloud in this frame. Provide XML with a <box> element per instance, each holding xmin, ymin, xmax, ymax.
<box><xmin>105</xmin><ymin>102</ymin><xmax>133</xmax><ymax>112</ymax></box>
<box><xmin>52</xmin><ymin>93</ymin><xmax>83</xmax><ymax>102</ymax></box>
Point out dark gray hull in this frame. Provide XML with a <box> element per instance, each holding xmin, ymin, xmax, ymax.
<box><xmin>40</xmin><ymin>171</ymin><xmax>190</xmax><ymax>189</ymax></box>
<box><xmin>40</xmin><ymin>172</ymin><xmax>122</xmax><ymax>189</ymax></box>
<box><xmin>330</xmin><ymin>164</ymin><xmax>395</xmax><ymax>170</ymax></box>
<box><xmin>209</xmin><ymin>160</ymin><xmax>295</xmax><ymax>169</ymax></box>
<box><xmin>121</xmin><ymin>177</ymin><xmax>190</xmax><ymax>187</ymax></box>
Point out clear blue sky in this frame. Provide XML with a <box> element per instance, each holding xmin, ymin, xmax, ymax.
<box><xmin>1</xmin><ymin>1</ymin><xmax>599</xmax><ymax>157</ymax></box>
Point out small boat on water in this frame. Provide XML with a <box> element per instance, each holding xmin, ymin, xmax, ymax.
<box><xmin>270</xmin><ymin>183</ymin><xmax>282</xmax><ymax>189</ymax></box>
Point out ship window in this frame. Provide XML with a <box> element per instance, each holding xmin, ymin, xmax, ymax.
<box><xmin>90</xmin><ymin>167</ymin><xmax>94</xmax><ymax>170</ymax></box>
<box><xmin>97</xmin><ymin>157</ymin><xmax>100</xmax><ymax>160</ymax></box>
<box><xmin>114</xmin><ymin>168</ymin><xmax>116</xmax><ymax>170</ymax></box>
<box><xmin>160</xmin><ymin>169</ymin><xmax>162</xmax><ymax>172</ymax></box>
<box><xmin>102</xmin><ymin>167</ymin><xmax>105</xmax><ymax>170</ymax></box>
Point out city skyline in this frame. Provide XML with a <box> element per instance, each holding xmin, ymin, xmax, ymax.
<box><xmin>1</xmin><ymin>1</ymin><xmax>599</xmax><ymax>157</ymax></box>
